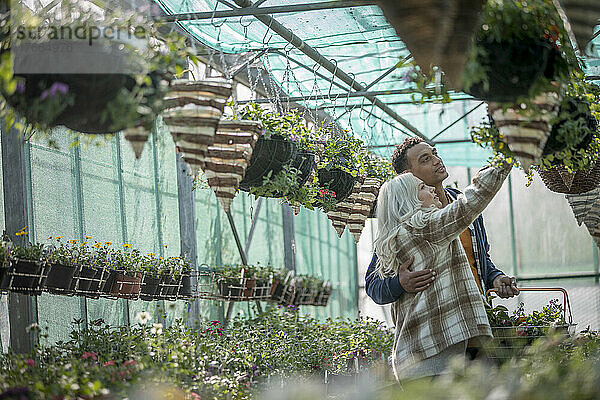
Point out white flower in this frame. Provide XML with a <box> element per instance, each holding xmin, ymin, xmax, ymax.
<box><xmin>25</xmin><ymin>323</ymin><xmax>40</xmax><ymax>332</ymax></box>
<box><xmin>71</xmin><ymin>383</ymin><xmax>80</xmax><ymax>391</ymax></box>
<box><xmin>135</xmin><ymin>311</ymin><xmax>152</xmax><ymax>325</ymax></box>
<box><xmin>173</xmin><ymin>362</ymin><xmax>179</xmax><ymax>368</ymax></box>
<box><xmin>149</xmin><ymin>351</ymin><xmax>156</xmax><ymax>357</ymax></box>
<box><xmin>100</xmin><ymin>389</ymin><xmax>110</xmax><ymax>395</ymax></box>
<box><xmin>150</xmin><ymin>323</ymin><xmax>163</xmax><ymax>335</ymax></box>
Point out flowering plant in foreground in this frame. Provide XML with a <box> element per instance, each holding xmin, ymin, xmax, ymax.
<box><xmin>0</xmin><ymin>307</ymin><xmax>393</xmax><ymax>399</ymax></box>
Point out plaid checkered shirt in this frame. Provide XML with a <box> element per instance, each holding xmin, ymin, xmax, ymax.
<box><xmin>388</xmin><ymin>163</ymin><xmax>511</xmax><ymax>372</ymax></box>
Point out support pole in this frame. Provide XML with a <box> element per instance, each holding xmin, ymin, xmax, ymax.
<box><xmin>282</xmin><ymin>203</ymin><xmax>296</xmax><ymax>272</ymax></box>
<box><xmin>175</xmin><ymin>154</ymin><xmax>200</xmax><ymax>324</ymax></box>
<box><xmin>228</xmin><ymin>0</ymin><xmax>430</xmax><ymax>142</ymax></box>
<box><xmin>1</xmin><ymin>123</ymin><xmax>36</xmax><ymax>353</ymax></box>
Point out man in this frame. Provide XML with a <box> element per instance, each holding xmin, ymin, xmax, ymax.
<box><xmin>365</xmin><ymin>138</ymin><xmax>519</xmax><ymax>356</ymax></box>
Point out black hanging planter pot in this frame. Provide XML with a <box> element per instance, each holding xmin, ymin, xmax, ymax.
<box><xmin>45</xmin><ymin>263</ymin><xmax>76</xmax><ymax>295</ymax></box>
<box><xmin>1</xmin><ymin>3</ymin><xmax>168</xmax><ymax>135</ymax></box>
<box><xmin>270</xmin><ymin>151</ymin><xmax>316</xmax><ymax>197</ymax></box>
<box><xmin>316</xmin><ymin>168</ymin><xmax>357</xmax><ymax>203</ymax></box>
<box><xmin>464</xmin><ymin>39</ymin><xmax>554</xmax><ymax>103</ymax></box>
<box><xmin>139</xmin><ymin>274</ymin><xmax>161</xmax><ymax>301</ymax></box>
<box><xmin>0</xmin><ymin>260</ymin><xmax>47</xmax><ymax>295</ymax></box>
<box><xmin>239</xmin><ymin>135</ymin><xmax>298</xmax><ymax>191</ymax></box>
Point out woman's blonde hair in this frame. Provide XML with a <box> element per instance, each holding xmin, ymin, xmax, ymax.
<box><xmin>373</xmin><ymin>173</ymin><xmax>437</xmax><ymax>278</ymax></box>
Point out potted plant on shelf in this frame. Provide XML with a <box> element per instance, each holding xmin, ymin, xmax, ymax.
<box><xmin>313</xmin><ymin>281</ymin><xmax>333</xmax><ymax>307</ymax></box>
<box><xmin>156</xmin><ymin>256</ymin><xmax>185</xmax><ymax>300</ymax></box>
<box><xmin>74</xmin><ymin>241</ymin><xmax>110</xmax><ymax>298</ymax></box>
<box><xmin>45</xmin><ymin>237</ymin><xmax>79</xmax><ymax>295</ymax></box>
<box><xmin>252</xmin><ymin>264</ymin><xmax>272</xmax><ymax>300</ymax></box>
<box><xmin>0</xmin><ymin>0</ymin><xmax>196</xmax><ymax>158</ymax></box>
<box><xmin>214</xmin><ymin>264</ymin><xmax>256</xmax><ymax>301</ymax></box>
<box><xmin>1</xmin><ymin>242</ymin><xmax>47</xmax><ymax>295</ymax></box>
<box><xmin>139</xmin><ymin>252</ymin><xmax>161</xmax><ymax>301</ymax></box>
<box><xmin>269</xmin><ymin>267</ymin><xmax>295</xmax><ymax>303</ymax></box>
<box><xmin>103</xmin><ymin>246</ymin><xmax>142</xmax><ymax>300</ymax></box>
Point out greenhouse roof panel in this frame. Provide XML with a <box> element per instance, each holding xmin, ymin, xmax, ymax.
<box><xmin>154</xmin><ymin>0</ymin><xmax>600</xmax><ymax>167</ymax></box>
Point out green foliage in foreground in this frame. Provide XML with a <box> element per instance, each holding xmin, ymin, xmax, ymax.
<box><xmin>0</xmin><ymin>306</ymin><xmax>392</xmax><ymax>399</ymax></box>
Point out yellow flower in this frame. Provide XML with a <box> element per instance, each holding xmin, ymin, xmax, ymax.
<box><xmin>84</xmin><ymin>235</ymin><xmax>92</xmax><ymax>239</ymax></box>
<box><xmin>93</xmin><ymin>243</ymin><xmax>102</xmax><ymax>249</ymax></box>
<box><xmin>56</xmin><ymin>236</ymin><xmax>64</xmax><ymax>240</ymax></box>
<box><xmin>104</xmin><ymin>242</ymin><xmax>112</xmax><ymax>246</ymax></box>
<box><xmin>148</xmin><ymin>253</ymin><xmax>155</xmax><ymax>257</ymax></box>
<box><xmin>15</xmin><ymin>231</ymin><xmax>28</xmax><ymax>237</ymax></box>
<box><xmin>164</xmin><ymin>245</ymin><xmax>168</xmax><ymax>248</ymax></box>
<box><xmin>82</xmin><ymin>242</ymin><xmax>88</xmax><ymax>246</ymax></box>
<box><xmin>67</xmin><ymin>239</ymin><xmax>77</xmax><ymax>244</ymax></box>
<box><xmin>123</xmin><ymin>244</ymin><xmax>132</xmax><ymax>249</ymax></box>
<box><xmin>159</xmin><ymin>256</ymin><xmax>163</xmax><ymax>260</ymax></box>
<box><xmin>47</xmin><ymin>236</ymin><xmax>53</xmax><ymax>240</ymax></box>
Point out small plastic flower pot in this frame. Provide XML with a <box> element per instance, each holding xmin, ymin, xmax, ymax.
<box><xmin>45</xmin><ymin>263</ymin><xmax>76</xmax><ymax>295</ymax></box>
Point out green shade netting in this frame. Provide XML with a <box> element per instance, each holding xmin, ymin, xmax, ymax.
<box><xmin>154</xmin><ymin>0</ymin><xmax>600</xmax><ymax>167</ymax></box>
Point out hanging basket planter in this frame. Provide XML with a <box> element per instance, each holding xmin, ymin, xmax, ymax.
<box><xmin>316</xmin><ymin>168</ymin><xmax>357</xmax><ymax>205</ymax></box>
<box><xmin>162</xmin><ymin>79</ymin><xmax>233</xmax><ymax>175</ymax></box>
<box><xmin>123</xmin><ymin>122</ymin><xmax>152</xmax><ymax>160</ymax></box>
<box><xmin>565</xmin><ymin>188</ymin><xmax>600</xmax><ymax>227</ymax></box>
<box><xmin>488</xmin><ymin>91</ymin><xmax>562</xmax><ymax>171</ymax></box>
<box><xmin>269</xmin><ymin>151</ymin><xmax>316</xmax><ymax>198</ymax></box>
<box><xmin>539</xmin><ymin>162</ymin><xmax>600</xmax><ymax>194</ymax></box>
<box><xmin>204</xmin><ymin>120</ymin><xmax>263</xmax><ymax>212</ymax></box>
<box><xmin>464</xmin><ymin>40</ymin><xmax>554</xmax><ymax>102</ymax></box>
<box><xmin>327</xmin><ymin>181</ymin><xmax>362</xmax><ymax>237</ymax></box>
<box><xmin>238</xmin><ymin>135</ymin><xmax>298</xmax><ymax>191</ymax></box>
<box><xmin>348</xmin><ymin>178</ymin><xmax>382</xmax><ymax>243</ymax></box>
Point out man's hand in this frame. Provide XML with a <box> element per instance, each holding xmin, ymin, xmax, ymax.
<box><xmin>493</xmin><ymin>275</ymin><xmax>519</xmax><ymax>298</ymax></box>
<box><xmin>398</xmin><ymin>255</ymin><xmax>436</xmax><ymax>293</ymax></box>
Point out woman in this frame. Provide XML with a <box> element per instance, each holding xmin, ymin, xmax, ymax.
<box><xmin>374</xmin><ymin>162</ymin><xmax>511</xmax><ymax>380</ymax></box>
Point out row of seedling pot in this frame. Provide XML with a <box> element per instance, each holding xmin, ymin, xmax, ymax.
<box><xmin>0</xmin><ymin>259</ymin><xmax>194</xmax><ymax>301</ymax></box>
<box><xmin>0</xmin><ymin>239</ymin><xmax>194</xmax><ymax>301</ymax></box>
<box><xmin>209</xmin><ymin>265</ymin><xmax>333</xmax><ymax>307</ymax></box>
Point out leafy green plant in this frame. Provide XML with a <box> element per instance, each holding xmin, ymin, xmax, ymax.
<box><xmin>11</xmin><ymin>243</ymin><xmax>44</xmax><ymax>262</ymax></box>
<box><xmin>472</xmin><ymin>77</ymin><xmax>600</xmax><ymax>175</ymax></box>
<box><xmin>317</xmin><ymin>127</ymin><xmax>363</xmax><ymax>176</ymax></box>
<box><xmin>233</xmin><ymin>102</ymin><xmax>319</xmax><ymax>153</ymax></box>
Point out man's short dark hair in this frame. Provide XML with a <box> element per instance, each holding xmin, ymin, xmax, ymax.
<box><xmin>391</xmin><ymin>137</ymin><xmax>424</xmax><ymax>174</ymax></box>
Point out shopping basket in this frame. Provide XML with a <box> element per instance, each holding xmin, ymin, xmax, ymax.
<box><xmin>483</xmin><ymin>287</ymin><xmax>576</xmax><ymax>363</ymax></box>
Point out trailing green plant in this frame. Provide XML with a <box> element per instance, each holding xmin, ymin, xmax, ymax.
<box><xmin>10</xmin><ymin>242</ymin><xmax>44</xmax><ymax>262</ymax></box>
<box><xmin>472</xmin><ymin>77</ymin><xmax>600</xmax><ymax>175</ymax></box>
<box><xmin>396</xmin><ymin>60</ymin><xmax>453</xmax><ymax>104</ymax></box>
<box><xmin>0</xmin><ymin>0</ymin><xmax>198</xmax><ymax>144</ymax></box>
<box><xmin>316</xmin><ymin>127</ymin><xmax>363</xmax><ymax>176</ymax></box>
<box><xmin>233</xmin><ymin>103</ymin><xmax>319</xmax><ymax>153</ymax></box>
<box><xmin>359</xmin><ymin>151</ymin><xmax>395</xmax><ymax>182</ymax></box>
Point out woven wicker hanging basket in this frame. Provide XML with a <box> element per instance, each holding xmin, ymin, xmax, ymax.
<box><xmin>375</xmin><ymin>0</ymin><xmax>485</xmax><ymax>87</ymax></box>
<box><xmin>327</xmin><ymin>181</ymin><xmax>362</xmax><ymax>237</ymax></box>
<box><xmin>539</xmin><ymin>162</ymin><xmax>600</xmax><ymax>194</ymax></box>
<box><xmin>565</xmin><ymin>187</ymin><xmax>600</xmax><ymax>226</ymax></box>
<box><xmin>162</xmin><ymin>79</ymin><xmax>233</xmax><ymax>176</ymax></box>
<box><xmin>347</xmin><ymin>177</ymin><xmax>382</xmax><ymax>243</ymax></box>
<box><xmin>204</xmin><ymin>120</ymin><xmax>263</xmax><ymax>212</ymax></box>
<box><xmin>488</xmin><ymin>91</ymin><xmax>562</xmax><ymax>171</ymax></box>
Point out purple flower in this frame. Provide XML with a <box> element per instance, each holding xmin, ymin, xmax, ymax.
<box><xmin>40</xmin><ymin>82</ymin><xmax>69</xmax><ymax>100</ymax></box>
<box><xmin>15</xmin><ymin>81</ymin><xmax>25</xmax><ymax>94</ymax></box>
<box><xmin>289</xmin><ymin>134</ymin><xmax>297</xmax><ymax>142</ymax></box>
